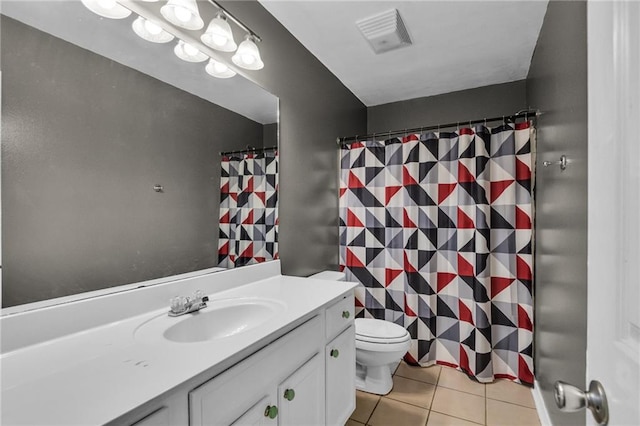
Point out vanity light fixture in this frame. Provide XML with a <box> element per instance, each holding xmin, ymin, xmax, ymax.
<box><xmin>80</xmin><ymin>0</ymin><xmax>131</xmax><ymax>19</ymax></box>
<box><xmin>232</xmin><ymin>35</ymin><xmax>264</xmax><ymax>70</ymax></box>
<box><xmin>132</xmin><ymin>16</ymin><xmax>175</xmax><ymax>43</ymax></box>
<box><xmin>205</xmin><ymin>58</ymin><xmax>236</xmax><ymax>79</ymax></box>
<box><xmin>161</xmin><ymin>0</ymin><xmax>204</xmax><ymax>30</ymax></box>
<box><xmin>82</xmin><ymin>0</ymin><xmax>265</xmax><ymax>77</ymax></box>
<box><xmin>174</xmin><ymin>40</ymin><xmax>208</xmax><ymax>62</ymax></box>
<box><xmin>201</xmin><ymin>13</ymin><xmax>237</xmax><ymax>52</ymax></box>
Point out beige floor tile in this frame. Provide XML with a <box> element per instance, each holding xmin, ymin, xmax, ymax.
<box><xmin>486</xmin><ymin>379</ymin><xmax>536</xmax><ymax>408</ymax></box>
<box><xmin>368</xmin><ymin>397</ymin><xmax>429</xmax><ymax>426</ymax></box>
<box><xmin>486</xmin><ymin>399</ymin><xmax>541</xmax><ymax>426</ymax></box>
<box><xmin>427</xmin><ymin>411</ymin><xmax>482</xmax><ymax>426</ymax></box>
<box><xmin>345</xmin><ymin>419</ymin><xmax>366</xmax><ymax>426</ymax></box>
<box><xmin>437</xmin><ymin>367</ymin><xmax>485</xmax><ymax>397</ymax></box>
<box><xmin>386</xmin><ymin>376</ymin><xmax>437</xmax><ymax>409</ymax></box>
<box><xmin>395</xmin><ymin>362</ymin><xmax>441</xmax><ymax>385</ymax></box>
<box><xmin>350</xmin><ymin>390</ymin><xmax>380</xmax><ymax>424</ymax></box>
<box><xmin>431</xmin><ymin>387</ymin><xmax>485</xmax><ymax>424</ymax></box>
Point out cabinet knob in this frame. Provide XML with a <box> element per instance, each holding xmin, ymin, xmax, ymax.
<box><xmin>342</xmin><ymin>310</ymin><xmax>350</xmax><ymax>319</ymax></box>
<box><xmin>330</xmin><ymin>349</ymin><xmax>339</xmax><ymax>358</ymax></box>
<box><xmin>264</xmin><ymin>405</ymin><xmax>278</xmax><ymax>419</ymax></box>
<box><xmin>283</xmin><ymin>388</ymin><xmax>296</xmax><ymax>401</ymax></box>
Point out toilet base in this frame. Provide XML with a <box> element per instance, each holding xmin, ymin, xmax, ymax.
<box><xmin>355</xmin><ymin>363</ymin><xmax>394</xmax><ymax>395</ymax></box>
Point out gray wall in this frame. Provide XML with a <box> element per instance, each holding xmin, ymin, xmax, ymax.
<box><xmin>526</xmin><ymin>1</ymin><xmax>588</xmax><ymax>425</ymax></box>
<box><xmin>1</xmin><ymin>17</ymin><xmax>261</xmax><ymax>306</ymax></box>
<box><xmin>219</xmin><ymin>1</ymin><xmax>367</xmax><ymax>277</ymax></box>
<box><xmin>263</xmin><ymin>123</ymin><xmax>278</xmax><ymax>149</ymax></box>
<box><xmin>367</xmin><ymin>80</ymin><xmax>527</xmax><ymax>133</ymax></box>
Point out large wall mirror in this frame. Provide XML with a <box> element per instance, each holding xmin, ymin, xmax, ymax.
<box><xmin>1</xmin><ymin>1</ymin><xmax>279</xmax><ymax>310</ymax></box>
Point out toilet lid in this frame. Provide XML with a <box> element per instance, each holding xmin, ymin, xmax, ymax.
<box><xmin>355</xmin><ymin>318</ymin><xmax>409</xmax><ymax>341</ymax></box>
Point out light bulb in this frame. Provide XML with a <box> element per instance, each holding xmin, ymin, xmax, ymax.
<box><xmin>214</xmin><ymin>62</ymin><xmax>228</xmax><ymax>72</ymax></box>
<box><xmin>205</xmin><ymin>59</ymin><xmax>236</xmax><ymax>78</ymax></box>
<box><xmin>174</xmin><ymin>6</ymin><xmax>192</xmax><ymax>23</ymax></box>
<box><xmin>212</xmin><ymin>34</ymin><xmax>227</xmax><ymax>47</ymax></box>
<box><xmin>144</xmin><ymin>20</ymin><xmax>162</xmax><ymax>35</ymax></box>
<box><xmin>241</xmin><ymin>54</ymin><xmax>255</xmax><ymax>65</ymax></box>
<box><xmin>97</xmin><ymin>0</ymin><xmax>116</xmax><ymax>9</ymax></box>
<box><xmin>183</xmin><ymin>43</ymin><xmax>199</xmax><ymax>56</ymax></box>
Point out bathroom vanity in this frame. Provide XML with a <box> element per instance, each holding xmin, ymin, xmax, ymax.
<box><xmin>0</xmin><ymin>262</ymin><xmax>357</xmax><ymax>425</ymax></box>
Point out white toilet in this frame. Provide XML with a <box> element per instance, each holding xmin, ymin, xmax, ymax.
<box><xmin>309</xmin><ymin>271</ymin><xmax>411</xmax><ymax>395</ymax></box>
<box><xmin>354</xmin><ymin>318</ymin><xmax>410</xmax><ymax>395</ymax></box>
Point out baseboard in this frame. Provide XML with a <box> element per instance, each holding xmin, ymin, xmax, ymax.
<box><xmin>532</xmin><ymin>380</ymin><xmax>553</xmax><ymax>426</ymax></box>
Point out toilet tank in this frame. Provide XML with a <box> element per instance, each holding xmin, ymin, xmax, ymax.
<box><xmin>308</xmin><ymin>271</ymin><xmax>346</xmax><ymax>281</ymax></box>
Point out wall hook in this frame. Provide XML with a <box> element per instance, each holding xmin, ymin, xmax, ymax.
<box><xmin>154</xmin><ymin>184</ymin><xmax>164</xmax><ymax>192</ymax></box>
<box><xmin>543</xmin><ymin>155</ymin><xmax>567</xmax><ymax>171</ymax></box>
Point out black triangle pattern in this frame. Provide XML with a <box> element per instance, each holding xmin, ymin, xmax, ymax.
<box><xmin>339</xmin><ymin>125</ymin><xmax>535</xmax><ymax>385</ymax></box>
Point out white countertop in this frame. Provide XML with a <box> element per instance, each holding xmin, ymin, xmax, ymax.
<box><xmin>0</xmin><ymin>274</ymin><xmax>357</xmax><ymax>425</ymax></box>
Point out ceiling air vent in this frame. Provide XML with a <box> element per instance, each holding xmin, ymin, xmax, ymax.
<box><xmin>356</xmin><ymin>9</ymin><xmax>412</xmax><ymax>54</ymax></box>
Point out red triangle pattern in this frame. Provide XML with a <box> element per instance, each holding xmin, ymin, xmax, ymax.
<box><xmin>518</xmin><ymin>305</ymin><xmax>533</xmax><ymax>331</ymax></box>
<box><xmin>403</xmin><ymin>209</ymin><xmax>417</xmax><ymax>228</ymax></box>
<box><xmin>386</xmin><ymin>268</ymin><xmax>403</xmax><ymax>286</ymax></box>
<box><xmin>516</xmin><ymin>159</ymin><xmax>531</xmax><ymax>181</ymax></box>
<box><xmin>242</xmin><ymin>210</ymin><xmax>254</xmax><ymax>225</ymax></box>
<box><xmin>458</xmin><ymin>163</ymin><xmax>476</xmax><ymax>183</ymax></box>
<box><xmin>386</xmin><ymin>186</ymin><xmax>402</xmax><ymax>203</ymax></box>
<box><xmin>404</xmin><ymin>252</ymin><xmax>419</xmax><ymax>274</ymax></box>
<box><xmin>457</xmin><ymin>254</ymin><xmax>474</xmax><ymax>277</ymax></box>
<box><xmin>491</xmin><ymin>277</ymin><xmax>515</xmax><ymax>297</ymax></box>
<box><xmin>437</xmin><ymin>272</ymin><xmax>456</xmax><ymax>292</ymax></box>
<box><xmin>490</xmin><ymin>180</ymin><xmax>514</xmax><ymax>203</ymax></box>
<box><xmin>516</xmin><ymin>256</ymin><xmax>532</xmax><ymax>281</ymax></box>
<box><xmin>403</xmin><ymin>166</ymin><xmax>419</xmax><ymax>186</ymax></box>
<box><xmin>348</xmin><ymin>171</ymin><xmax>365</xmax><ymax>188</ymax></box>
<box><xmin>438</xmin><ymin>183</ymin><xmax>457</xmax><ymax>203</ymax></box>
<box><xmin>457</xmin><ymin>208</ymin><xmax>475</xmax><ymax>229</ymax></box>
<box><xmin>458</xmin><ymin>300</ymin><xmax>474</xmax><ymax>325</ymax></box>
<box><xmin>515</xmin><ymin>207</ymin><xmax>531</xmax><ymax>230</ymax></box>
<box><xmin>347</xmin><ymin>209</ymin><xmax>365</xmax><ymax>227</ymax></box>
<box><xmin>404</xmin><ymin>294</ymin><xmax>417</xmax><ymax>316</ymax></box>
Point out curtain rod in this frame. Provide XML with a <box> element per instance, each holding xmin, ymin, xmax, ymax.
<box><xmin>220</xmin><ymin>145</ymin><xmax>277</xmax><ymax>156</ymax></box>
<box><xmin>337</xmin><ymin>110</ymin><xmax>541</xmax><ymax>144</ymax></box>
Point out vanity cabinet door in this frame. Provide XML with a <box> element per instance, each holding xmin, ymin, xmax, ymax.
<box><xmin>277</xmin><ymin>353</ymin><xmax>324</xmax><ymax>426</ymax></box>
<box><xmin>230</xmin><ymin>393</ymin><xmax>279</xmax><ymax>426</ymax></box>
<box><xmin>325</xmin><ymin>325</ymin><xmax>355</xmax><ymax>426</ymax></box>
<box><xmin>189</xmin><ymin>316</ymin><xmax>322</xmax><ymax>426</ymax></box>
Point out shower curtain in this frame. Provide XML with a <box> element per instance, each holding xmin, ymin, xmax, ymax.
<box><xmin>218</xmin><ymin>150</ymin><xmax>279</xmax><ymax>268</ymax></box>
<box><xmin>339</xmin><ymin>122</ymin><xmax>534</xmax><ymax>385</ymax></box>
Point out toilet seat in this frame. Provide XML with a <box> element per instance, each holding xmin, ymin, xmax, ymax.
<box><xmin>355</xmin><ymin>318</ymin><xmax>411</xmax><ymax>347</ymax></box>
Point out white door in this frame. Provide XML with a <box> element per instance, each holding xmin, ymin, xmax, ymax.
<box><xmin>587</xmin><ymin>1</ymin><xmax>640</xmax><ymax>425</ymax></box>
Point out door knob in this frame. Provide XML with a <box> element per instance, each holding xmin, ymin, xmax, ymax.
<box><xmin>554</xmin><ymin>380</ymin><xmax>609</xmax><ymax>425</ymax></box>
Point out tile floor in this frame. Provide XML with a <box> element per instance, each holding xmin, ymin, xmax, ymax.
<box><xmin>347</xmin><ymin>362</ymin><xmax>541</xmax><ymax>426</ymax></box>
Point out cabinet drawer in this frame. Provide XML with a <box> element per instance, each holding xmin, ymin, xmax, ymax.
<box><xmin>189</xmin><ymin>316</ymin><xmax>322</xmax><ymax>426</ymax></box>
<box><xmin>325</xmin><ymin>294</ymin><xmax>354</xmax><ymax>341</ymax></box>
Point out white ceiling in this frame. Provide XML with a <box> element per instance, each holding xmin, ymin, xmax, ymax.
<box><xmin>259</xmin><ymin>0</ymin><xmax>549</xmax><ymax>106</ymax></box>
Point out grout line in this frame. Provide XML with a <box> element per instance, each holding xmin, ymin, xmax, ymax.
<box><xmin>485</xmin><ymin>395</ymin><xmax>538</xmax><ymax>410</ymax></box>
<box><xmin>381</xmin><ymin>395</ymin><xmax>432</xmax><ymax>412</ymax></box>
<box><xmin>365</xmin><ymin>395</ymin><xmax>382</xmax><ymax>425</ymax></box>
<box><xmin>428</xmin><ymin>407</ymin><xmax>485</xmax><ymax>426</ymax></box>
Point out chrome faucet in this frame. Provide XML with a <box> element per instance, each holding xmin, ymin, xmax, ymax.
<box><xmin>169</xmin><ymin>290</ymin><xmax>209</xmax><ymax>317</ymax></box>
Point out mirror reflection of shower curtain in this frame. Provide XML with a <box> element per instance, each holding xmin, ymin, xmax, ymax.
<box><xmin>218</xmin><ymin>150</ymin><xmax>279</xmax><ymax>268</ymax></box>
<box><xmin>339</xmin><ymin>123</ymin><xmax>535</xmax><ymax>385</ymax></box>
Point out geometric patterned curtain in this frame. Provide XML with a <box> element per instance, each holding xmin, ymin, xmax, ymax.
<box><xmin>218</xmin><ymin>150</ymin><xmax>279</xmax><ymax>268</ymax></box>
<box><xmin>339</xmin><ymin>122</ymin><xmax>535</xmax><ymax>385</ymax></box>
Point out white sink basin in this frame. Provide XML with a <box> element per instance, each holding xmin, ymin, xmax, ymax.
<box><xmin>135</xmin><ymin>297</ymin><xmax>286</xmax><ymax>344</ymax></box>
